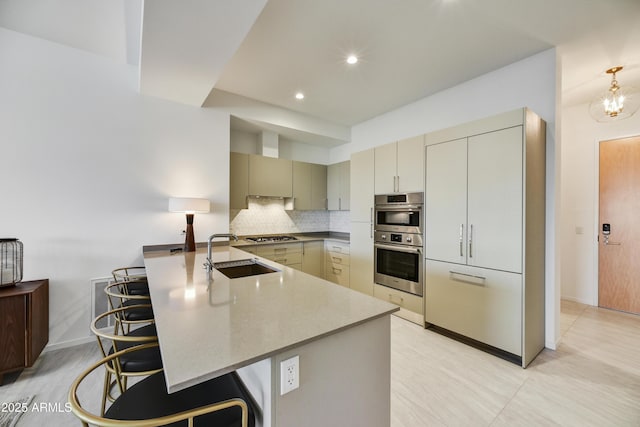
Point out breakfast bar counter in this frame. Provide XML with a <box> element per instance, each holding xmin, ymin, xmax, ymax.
<box><xmin>143</xmin><ymin>245</ymin><xmax>397</xmax><ymax>427</ymax></box>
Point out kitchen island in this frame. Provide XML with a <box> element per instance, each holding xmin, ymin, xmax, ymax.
<box><xmin>143</xmin><ymin>245</ymin><xmax>398</xmax><ymax>427</ymax></box>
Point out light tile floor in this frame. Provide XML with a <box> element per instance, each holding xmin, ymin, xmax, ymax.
<box><xmin>391</xmin><ymin>300</ymin><xmax>640</xmax><ymax>426</ymax></box>
<box><xmin>1</xmin><ymin>300</ymin><xmax>639</xmax><ymax>426</ymax></box>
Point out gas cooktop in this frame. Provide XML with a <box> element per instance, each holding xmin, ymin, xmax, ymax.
<box><xmin>245</xmin><ymin>235</ymin><xmax>298</xmax><ymax>243</ymax></box>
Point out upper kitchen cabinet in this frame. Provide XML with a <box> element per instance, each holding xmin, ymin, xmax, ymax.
<box><xmin>292</xmin><ymin>161</ymin><xmax>327</xmax><ymax>210</ymax></box>
<box><xmin>327</xmin><ymin>161</ymin><xmax>350</xmax><ymax>211</ymax></box>
<box><xmin>425</xmin><ymin>126</ymin><xmax>523</xmax><ymax>273</ymax></box>
<box><xmin>248</xmin><ymin>155</ymin><xmax>292</xmax><ymax>198</ymax></box>
<box><xmin>374</xmin><ymin>135</ymin><xmax>424</xmax><ymax>194</ymax></box>
<box><xmin>230</xmin><ymin>152</ymin><xmax>249</xmax><ymax>209</ymax></box>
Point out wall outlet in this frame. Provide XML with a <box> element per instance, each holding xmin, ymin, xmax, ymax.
<box><xmin>280</xmin><ymin>355</ymin><xmax>299</xmax><ymax>395</ymax></box>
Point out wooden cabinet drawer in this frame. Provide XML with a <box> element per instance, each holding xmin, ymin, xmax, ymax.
<box><xmin>268</xmin><ymin>252</ymin><xmax>303</xmax><ymax>266</ymax></box>
<box><xmin>373</xmin><ymin>284</ymin><xmax>423</xmax><ymax>315</ymax></box>
<box><xmin>257</xmin><ymin>242</ymin><xmax>302</xmax><ymax>258</ymax></box>
<box><xmin>323</xmin><ymin>240</ymin><xmax>351</xmax><ymax>286</ymax></box>
<box><xmin>325</xmin><ymin>264</ymin><xmax>350</xmax><ymax>287</ymax></box>
<box><xmin>326</xmin><ymin>252</ymin><xmax>349</xmax><ymax>266</ymax></box>
<box><xmin>238</xmin><ymin>245</ymin><xmax>258</xmax><ymax>255</ymax></box>
<box><xmin>325</xmin><ymin>240</ymin><xmax>350</xmax><ymax>255</ymax></box>
<box><xmin>425</xmin><ymin>259</ymin><xmax>522</xmax><ymax>356</ymax></box>
<box><xmin>239</xmin><ymin>243</ymin><xmax>302</xmax><ymax>267</ymax></box>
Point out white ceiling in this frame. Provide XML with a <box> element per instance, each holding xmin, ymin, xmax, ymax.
<box><xmin>139</xmin><ymin>0</ymin><xmax>267</xmax><ymax>106</ymax></box>
<box><xmin>2</xmin><ymin>0</ymin><xmax>640</xmax><ymax>140</ymax></box>
<box><xmin>214</xmin><ymin>0</ymin><xmax>640</xmax><ymax>126</ymax></box>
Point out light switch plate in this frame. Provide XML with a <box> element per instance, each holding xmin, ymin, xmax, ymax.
<box><xmin>280</xmin><ymin>355</ymin><xmax>299</xmax><ymax>395</ymax></box>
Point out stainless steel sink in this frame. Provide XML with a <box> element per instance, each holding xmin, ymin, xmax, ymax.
<box><xmin>213</xmin><ymin>259</ymin><xmax>280</xmax><ymax>279</ymax></box>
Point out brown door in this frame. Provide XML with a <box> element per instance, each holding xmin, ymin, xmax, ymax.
<box><xmin>599</xmin><ymin>135</ymin><xmax>640</xmax><ymax>314</ymax></box>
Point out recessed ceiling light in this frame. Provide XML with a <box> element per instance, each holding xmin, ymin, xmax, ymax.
<box><xmin>295</xmin><ymin>92</ymin><xmax>304</xmax><ymax>100</ymax></box>
<box><xmin>346</xmin><ymin>55</ymin><xmax>358</xmax><ymax>65</ymax></box>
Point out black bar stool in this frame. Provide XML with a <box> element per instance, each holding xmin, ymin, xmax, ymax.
<box><xmin>69</xmin><ymin>343</ymin><xmax>257</xmax><ymax>426</ymax></box>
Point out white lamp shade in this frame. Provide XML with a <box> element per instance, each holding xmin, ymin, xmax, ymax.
<box><xmin>168</xmin><ymin>197</ymin><xmax>210</xmax><ymax>214</ymax></box>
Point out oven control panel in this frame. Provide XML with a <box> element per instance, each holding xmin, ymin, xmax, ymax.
<box><xmin>375</xmin><ymin>231</ymin><xmax>422</xmax><ymax>247</ymax></box>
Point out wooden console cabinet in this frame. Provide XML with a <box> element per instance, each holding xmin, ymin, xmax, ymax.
<box><xmin>0</xmin><ymin>279</ymin><xmax>49</xmax><ymax>384</ymax></box>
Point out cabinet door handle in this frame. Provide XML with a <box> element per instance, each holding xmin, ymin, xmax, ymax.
<box><xmin>332</xmin><ymin>267</ymin><xmax>342</xmax><ymax>274</ymax></box>
<box><xmin>459</xmin><ymin>224</ymin><xmax>464</xmax><ymax>257</ymax></box>
<box><xmin>332</xmin><ymin>256</ymin><xmax>342</xmax><ymax>263</ymax></box>
<box><xmin>332</xmin><ymin>246</ymin><xmax>342</xmax><ymax>252</ymax></box>
<box><xmin>370</xmin><ymin>207</ymin><xmax>374</xmax><ymax>238</ymax></box>
<box><xmin>396</xmin><ymin>175</ymin><xmax>400</xmax><ymax>192</ymax></box>
<box><xmin>449</xmin><ymin>270</ymin><xmax>485</xmax><ymax>286</ymax></box>
<box><xmin>339</xmin><ymin>197</ymin><xmax>341</xmax><ymax>210</ymax></box>
<box><xmin>275</xmin><ymin>258</ymin><xmax>287</xmax><ymax>263</ymax></box>
<box><xmin>468</xmin><ymin>224</ymin><xmax>473</xmax><ymax>258</ymax></box>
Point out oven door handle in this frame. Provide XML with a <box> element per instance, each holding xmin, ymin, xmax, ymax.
<box><xmin>374</xmin><ymin>243</ymin><xmax>422</xmax><ymax>254</ymax></box>
<box><xmin>375</xmin><ymin>205</ymin><xmax>423</xmax><ymax>211</ymax></box>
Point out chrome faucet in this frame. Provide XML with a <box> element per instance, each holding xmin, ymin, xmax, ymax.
<box><xmin>205</xmin><ymin>233</ymin><xmax>238</xmax><ymax>271</ymax></box>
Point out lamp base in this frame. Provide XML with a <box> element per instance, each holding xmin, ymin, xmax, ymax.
<box><xmin>184</xmin><ymin>214</ymin><xmax>196</xmax><ymax>252</ymax></box>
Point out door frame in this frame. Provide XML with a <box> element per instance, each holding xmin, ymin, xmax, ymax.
<box><xmin>593</xmin><ymin>133</ymin><xmax>640</xmax><ymax>308</ymax></box>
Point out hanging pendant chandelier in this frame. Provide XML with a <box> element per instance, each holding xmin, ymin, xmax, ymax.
<box><xmin>589</xmin><ymin>66</ymin><xmax>639</xmax><ymax>122</ymax></box>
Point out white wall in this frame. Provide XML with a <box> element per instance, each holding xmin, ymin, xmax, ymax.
<box><xmin>560</xmin><ymin>103</ymin><xmax>640</xmax><ymax>305</ymax></box>
<box><xmin>334</xmin><ymin>49</ymin><xmax>557</xmax><ymax>161</ymax></box>
<box><xmin>339</xmin><ymin>49</ymin><xmax>559</xmax><ymax>348</ymax></box>
<box><xmin>230</xmin><ymin>129</ymin><xmax>331</xmax><ymax>164</ymax></box>
<box><xmin>278</xmin><ymin>139</ymin><xmax>330</xmax><ymax>165</ymax></box>
<box><xmin>0</xmin><ymin>28</ymin><xmax>231</xmax><ymax>346</ymax></box>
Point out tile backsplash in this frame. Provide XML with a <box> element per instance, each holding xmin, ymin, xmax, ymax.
<box><xmin>230</xmin><ymin>198</ymin><xmax>350</xmax><ymax>235</ymax></box>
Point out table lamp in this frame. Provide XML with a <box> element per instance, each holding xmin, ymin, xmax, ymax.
<box><xmin>169</xmin><ymin>197</ymin><xmax>210</xmax><ymax>252</ymax></box>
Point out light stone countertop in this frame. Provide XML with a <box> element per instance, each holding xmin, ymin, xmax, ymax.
<box><xmin>143</xmin><ymin>246</ymin><xmax>397</xmax><ymax>393</ymax></box>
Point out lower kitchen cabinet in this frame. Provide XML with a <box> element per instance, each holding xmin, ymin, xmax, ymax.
<box><xmin>373</xmin><ymin>284</ymin><xmax>423</xmax><ymax>325</ymax></box>
<box><xmin>301</xmin><ymin>240</ymin><xmax>324</xmax><ymax>278</ymax></box>
<box><xmin>257</xmin><ymin>243</ymin><xmax>302</xmax><ymax>270</ymax></box>
<box><xmin>349</xmin><ymin>222</ymin><xmax>374</xmax><ymax>296</ymax></box>
<box><xmin>239</xmin><ymin>243</ymin><xmax>303</xmax><ymax>270</ymax></box>
<box><xmin>237</xmin><ymin>239</ymin><xmax>352</xmax><ymax>286</ymax></box>
<box><xmin>324</xmin><ymin>240</ymin><xmax>350</xmax><ymax>287</ymax></box>
<box><xmin>425</xmin><ymin>259</ymin><xmax>522</xmax><ymax>357</ymax></box>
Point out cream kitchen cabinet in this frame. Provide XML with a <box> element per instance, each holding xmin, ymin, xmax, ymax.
<box><xmin>426</xmin><ymin>126</ymin><xmax>523</xmax><ymax>273</ymax></box>
<box><xmin>239</xmin><ymin>241</ymin><xmax>319</xmax><ymax>277</ymax></box>
<box><xmin>240</xmin><ymin>243</ymin><xmax>303</xmax><ymax>270</ymax></box>
<box><xmin>374</xmin><ymin>135</ymin><xmax>424</xmax><ymax>194</ymax></box>
<box><xmin>301</xmin><ymin>240</ymin><xmax>325</xmax><ymax>278</ymax></box>
<box><xmin>325</xmin><ymin>240</ymin><xmax>350</xmax><ymax>287</ymax></box>
<box><xmin>425</xmin><ymin>260</ymin><xmax>522</xmax><ymax>355</ymax></box>
<box><xmin>424</xmin><ymin>107</ymin><xmax>546</xmax><ymax>367</ymax></box>
<box><xmin>327</xmin><ymin>161</ymin><xmax>350</xmax><ymax>211</ymax></box>
<box><xmin>248</xmin><ymin>155</ymin><xmax>292</xmax><ymax>198</ymax></box>
<box><xmin>230</xmin><ymin>152</ymin><xmax>249</xmax><ymax>209</ymax></box>
<box><xmin>350</xmin><ymin>149</ymin><xmax>375</xmax><ymax>223</ymax></box>
<box><xmin>291</xmin><ymin>161</ymin><xmax>327</xmax><ymax>210</ymax></box>
<box><xmin>349</xmin><ymin>222</ymin><xmax>374</xmax><ymax>296</ymax></box>
<box><xmin>349</xmin><ymin>148</ymin><xmax>375</xmax><ymax>296</ymax></box>
<box><xmin>373</xmin><ymin>284</ymin><xmax>423</xmax><ymax>321</ymax></box>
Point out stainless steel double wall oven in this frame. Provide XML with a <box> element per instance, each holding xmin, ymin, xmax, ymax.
<box><xmin>374</xmin><ymin>192</ymin><xmax>424</xmax><ymax>296</ymax></box>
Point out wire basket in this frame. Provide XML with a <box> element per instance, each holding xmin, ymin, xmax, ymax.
<box><xmin>1</xmin><ymin>238</ymin><xmax>23</xmax><ymax>287</ymax></box>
